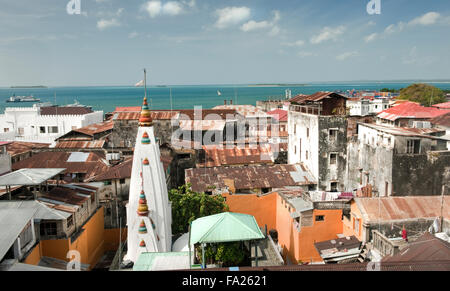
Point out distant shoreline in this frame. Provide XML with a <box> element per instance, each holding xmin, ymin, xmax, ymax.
<box><xmin>10</xmin><ymin>86</ymin><xmax>47</xmax><ymax>89</ymax></box>
<box><xmin>247</xmin><ymin>84</ymin><xmax>306</xmax><ymax>87</ymax></box>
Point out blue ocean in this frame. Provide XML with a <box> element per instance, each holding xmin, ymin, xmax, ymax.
<box><xmin>1</xmin><ymin>82</ymin><xmax>450</xmax><ymax>114</ymax></box>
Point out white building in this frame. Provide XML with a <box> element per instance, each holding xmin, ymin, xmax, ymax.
<box><xmin>125</xmin><ymin>96</ymin><xmax>172</xmax><ymax>263</ymax></box>
<box><xmin>347</xmin><ymin>98</ymin><xmax>390</xmax><ymax>116</ymax></box>
<box><xmin>288</xmin><ymin>92</ymin><xmax>348</xmax><ymax>192</ymax></box>
<box><xmin>0</xmin><ymin>105</ymin><xmax>103</xmax><ymax>143</ymax></box>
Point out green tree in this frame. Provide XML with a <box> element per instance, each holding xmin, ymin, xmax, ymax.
<box><xmin>168</xmin><ymin>183</ymin><xmax>229</xmax><ymax>235</ymax></box>
<box><xmin>398</xmin><ymin>83</ymin><xmax>445</xmax><ymax>106</ymax></box>
<box><xmin>196</xmin><ymin>242</ymin><xmax>246</xmax><ymax>267</ymax></box>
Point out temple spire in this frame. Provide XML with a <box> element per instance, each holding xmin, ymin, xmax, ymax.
<box><xmin>139</xmin><ymin>69</ymin><xmax>153</xmax><ymax>127</ymax></box>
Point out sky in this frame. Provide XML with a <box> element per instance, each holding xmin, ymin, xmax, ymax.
<box><xmin>0</xmin><ymin>0</ymin><xmax>449</xmax><ymax>86</ymax></box>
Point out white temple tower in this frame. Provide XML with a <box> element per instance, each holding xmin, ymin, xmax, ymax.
<box><xmin>124</xmin><ymin>75</ymin><xmax>172</xmax><ymax>263</ymax></box>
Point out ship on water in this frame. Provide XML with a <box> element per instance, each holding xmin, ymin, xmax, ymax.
<box><xmin>6</xmin><ymin>94</ymin><xmax>41</xmax><ymax>103</ymax></box>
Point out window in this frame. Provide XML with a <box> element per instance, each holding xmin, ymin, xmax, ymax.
<box><xmin>48</xmin><ymin>126</ymin><xmax>58</xmax><ymax>134</ymax></box>
<box><xmin>315</xmin><ymin>215</ymin><xmax>324</xmax><ymax>222</ymax></box>
<box><xmin>40</xmin><ymin>222</ymin><xmax>57</xmax><ymax>236</ymax></box>
<box><xmin>330</xmin><ymin>182</ymin><xmax>338</xmax><ymax>192</ymax></box>
<box><xmin>104</xmin><ymin>180</ymin><xmax>112</xmax><ymax>186</ymax></box>
<box><xmin>330</xmin><ymin>153</ymin><xmax>337</xmax><ymax>165</ymax></box>
<box><xmin>39</xmin><ymin>126</ymin><xmax>46</xmax><ymax>133</ymax></box>
<box><xmin>329</xmin><ymin>129</ymin><xmax>338</xmax><ymax>141</ymax></box>
<box><xmin>406</xmin><ymin>139</ymin><xmax>420</xmax><ymax>154</ymax></box>
<box><xmin>294</xmin><ymin>125</ymin><xmax>296</xmax><ymax>134</ymax></box>
<box><xmin>3</xmin><ymin>128</ymin><xmax>9</xmax><ymax>133</ymax></box>
<box><xmin>119</xmin><ymin>178</ymin><xmax>126</xmax><ymax>184</ymax></box>
<box><xmin>294</xmin><ymin>145</ymin><xmax>297</xmax><ymax>154</ymax></box>
<box><xmin>306</xmin><ymin>150</ymin><xmax>309</xmax><ymax>160</ymax></box>
<box><xmin>306</xmin><ymin>127</ymin><xmax>309</xmax><ymax>138</ymax></box>
<box><xmin>18</xmin><ymin>127</ymin><xmax>24</xmax><ymax>135</ymax></box>
<box><xmin>67</xmin><ymin>215</ymin><xmax>74</xmax><ymax>228</ymax></box>
<box><xmin>354</xmin><ymin>218</ymin><xmax>360</xmax><ymax>235</ymax></box>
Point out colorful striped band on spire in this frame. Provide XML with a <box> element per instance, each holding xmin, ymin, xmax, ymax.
<box><xmin>138</xmin><ymin>220</ymin><xmax>148</xmax><ymax>234</ymax></box>
<box><xmin>139</xmin><ymin>97</ymin><xmax>153</xmax><ymax>127</ymax></box>
<box><xmin>137</xmin><ymin>191</ymin><xmax>149</xmax><ymax>216</ymax></box>
<box><xmin>143</xmin><ymin>158</ymin><xmax>149</xmax><ymax>166</ymax></box>
<box><xmin>140</xmin><ymin>240</ymin><xmax>146</xmax><ymax>247</ymax></box>
<box><xmin>141</xmin><ymin>132</ymin><xmax>150</xmax><ymax>144</ymax></box>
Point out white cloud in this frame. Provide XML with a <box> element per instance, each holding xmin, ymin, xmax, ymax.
<box><xmin>142</xmin><ymin>1</ymin><xmax>163</xmax><ymax>18</ymax></box>
<box><xmin>163</xmin><ymin>1</ymin><xmax>184</xmax><ymax>16</ymax></box>
<box><xmin>336</xmin><ymin>51</ymin><xmax>359</xmax><ymax>61</ymax></box>
<box><xmin>141</xmin><ymin>1</ymin><xmax>193</xmax><ymax>18</ymax></box>
<box><xmin>384</xmin><ymin>12</ymin><xmax>441</xmax><ymax>36</ymax></box>
<box><xmin>215</xmin><ymin>7</ymin><xmax>251</xmax><ymax>29</ymax></box>
<box><xmin>241</xmin><ymin>20</ymin><xmax>271</xmax><ymax>32</ymax></box>
<box><xmin>409</xmin><ymin>12</ymin><xmax>440</xmax><ymax>26</ymax></box>
<box><xmin>364</xmin><ymin>33</ymin><xmax>378</xmax><ymax>43</ymax></box>
<box><xmin>240</xmin><ymin>10</ymin><xmax>281</xmax><ymax>36</ymax></box>
<box><xmin>310</xmin><ymin>26</ymin><xmax>345</xmax><ymax>44</ymax></box>
<box><xmin>97</xmin><ymin>18</ymin><xmax>121</xmax><ymax>30</ymax></box>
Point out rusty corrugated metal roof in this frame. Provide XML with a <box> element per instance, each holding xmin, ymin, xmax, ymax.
<box><xmin>72</xmin><ymin>121</ymin><xmax>113</xmax><ymax>136</ymax></box>
<box><xmin>87</xmin><ymin>158</ymin><xmax>132</xmax><ymax>181</ymax></box>
<box><xmin>196</xmin><ymin>144</ymin><xmax>274</xmax><ymax>168</ymax></box>
<box><xmin>5</xmin><ymin>142</ymin><xmax>50</xmax><ymax>157</ymax></box>
<box><xmin>382</xmin><ymin>232</ymin><xmax>450</xmax><ymax>262</ymax></box>
<box><xmin>11</xmin><ymin>151</ymin><xmax>109</xmax><ymax>181</ymax></box>
<box><xmin>355</xmin><ymin>196</ymin><xmax>450</xmax><ymax>223</ymax></box>
<box><xmin>54</xmin><ymin>140</ymin><xmax>106</xmax><ymax>149</ymax></box>
<box><xmin>289</xmin><ymin>92</ymin><xmax>347</xmax><ymax>104</ymax></box>
<box><xmin>40</xmin><ymin>107</ymin><xmax>93</xmax><ymax>115</ymax></box>
<box><xmin>186</xmin><ymin>164</ymin><xmax>316</xmax><ymax>193</ymax></box>
<box><xmin>431</xmin><ymin>112</ymin><xmax>450</xmax><ymax>128</ymax></box>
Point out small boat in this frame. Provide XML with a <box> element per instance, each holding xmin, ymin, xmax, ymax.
<box><xmin>6</xmin><ymin>94</ymin><xmax>40</xmax><ymax>103</ymax></box>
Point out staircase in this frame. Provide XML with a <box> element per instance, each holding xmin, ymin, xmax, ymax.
<box><xmin>358</xmin><ymin>243</ymin><xmax>370</xmax><ymax>263</ymax></box>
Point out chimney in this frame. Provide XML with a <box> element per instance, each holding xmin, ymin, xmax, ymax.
<box><xmin>230</xmin><ymin>100</ymin><xmax>233</xmax><ymax>105</ymax></box>
<box><xmin>224</xmin><ymin>100</ymin><xmax>227</xmax><ymax>105</ymax></box>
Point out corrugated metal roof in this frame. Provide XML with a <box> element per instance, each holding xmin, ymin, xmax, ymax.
<box><xmin>40</xmin><ymin>107</ymin><xmax>93</xmax><ymax>115</ymax></box>
<box><xmin>87</xmin><ymin>158</ymin><xmax>132</xmax><ymax>181</ymax></box>
<box><xmin>186</xmin><ymin>164</ymin><xmax>316</xmax><ymax>193</ymax></box>
<box><xmin>4</xmin><ymin>142</ymin><xmax>50</xmax><ymax>157</ymax></box>
<box><xmin>432</xmin><ymin>101</ymin><xmax>450</xmax><ymax>109</ymax></box>
<box><xmin>0</xmin><ymin>168</ymin><xmax>65</xmax><ymax>186</ymax></box>
<box><xmin>197</xmin><ymin>144</ymin><xmax>274</xmax><ymax>168</ymax></box>
<box><xmin>267</xmin><ymin>109</ymin><xmax>288</xmax><ymax>122</ymax></box>
<box><xmin>190</xmin><ymin>212</ymin><xmax>265</xmax><ymax>244</ymax></box>
<box><xmin>382</xmin><ymin>232</ymin><xmax>450</xmax><ymax>262</ymax></box>
<box><xmin>355</xmin><ymin>196</ymin><xmax>450</xmax><ymax>223</ymax></box>
<box><xmin>378</xmin><ymin>101</ymin><xmax>450</xmax><ymax>121</ymax></box>
<box><xmin>360</xmin><ymin>123</ymin><xmax>447</xmax><ymax>140</ymax></box>
<box><xmin>212</xmin><ymin>105</ymin><xmax>269</xmax><ymax>119</ymax></box>
<box><xmin>72</xmin><ymin>121</ymin><xmax>113</xmax><ymax>136</ymax></box>
<box><xmin>431</xmin><ymin>112</ymin><xmax>450</xmax><ymax>128</ymax></box>
<box><xmin>178</xmin><ymin>120</ymin><xmax>226</xmax><ymax>131</ymax></box>
<box><xmin>0</xmin><ymin>207</ymin><xmax>36</xmax><ymax>260</ymax></box>
<box><xmin>54</xmin><ymin>140</ymin><xmax>106</xmax><ymax>149</ymax></box>
<box><xmin>289</xmin><ymin>92</ymin><xmax>347</xmax><ymax>104</ymax></box>
<box><xmin>11</xmin><ymin>152</ymin><xmax>109</xmax><ymax>181</ymax></box>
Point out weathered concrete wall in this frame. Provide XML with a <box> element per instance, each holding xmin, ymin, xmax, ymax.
<box><xmin>346</xmin><ymin>138</ymin><xmax>393</xmax><ymax>196</ymax></box>
<box><xmin>366</xmin><ymin>219</ymin><xmax>436</xmax><ymax>241</ymax></box>
<box><xmin>318</xmin><ymin>116</ymin><xmax>347</xmax><ymax>191</ymax></box>
<box><xmin>392</xmin><ymin>151</ymin><xmax>450</xmax><ymax>196</ymax></box>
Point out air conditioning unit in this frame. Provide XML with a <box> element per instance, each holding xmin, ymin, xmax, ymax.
<box><xmin>106</xmin><ymin>153</ymin><xmax>121</xmax><ymax>161</ymax></box>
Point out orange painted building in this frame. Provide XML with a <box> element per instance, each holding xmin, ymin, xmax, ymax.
<box><xmin>222</xmin><ymin>192</ymin><xmax>277</xmax><ymax>231</ymax></box>
<box><xmin>224</xmin><ymin>190</ymin><xmax>348</xmax><ymax>264</ymax></box>
<box><xmin>22</xmin><ymin>207</ymin><xmax>126</xmax><ymax>270</ymax></box>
